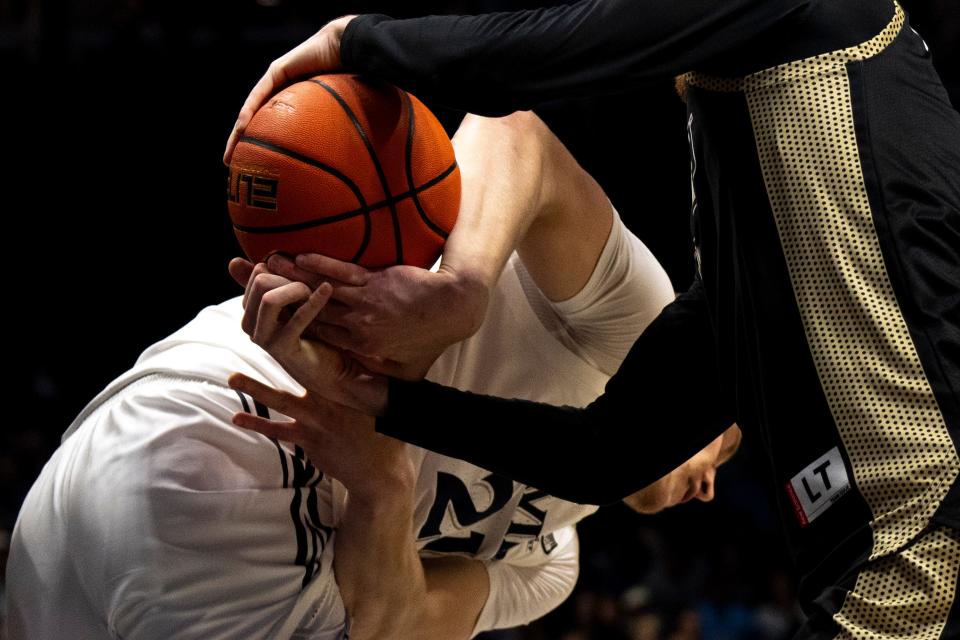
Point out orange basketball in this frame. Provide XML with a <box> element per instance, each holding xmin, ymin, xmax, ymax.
<box><xmin>227</xmin><ymin>74</ymin><xmax>460</xmax><ymax>268</ymax></box>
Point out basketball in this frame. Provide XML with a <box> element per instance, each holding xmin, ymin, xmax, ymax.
<box><xmin>227</xmin><ymin>74</ymin><xmax>460</xmax><ymax>268</ymax></box>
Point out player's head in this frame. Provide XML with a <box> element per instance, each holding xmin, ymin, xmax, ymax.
<box><xmin>622</xmin><ymin>424</ymin><xmax>741</xmax><ymax>514</ymax></box>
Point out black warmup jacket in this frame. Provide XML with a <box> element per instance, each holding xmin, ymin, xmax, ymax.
<box><xmin>341</xmin><ymin>0</ymin><xmax>960</xmax><ymax>610</ymax></box>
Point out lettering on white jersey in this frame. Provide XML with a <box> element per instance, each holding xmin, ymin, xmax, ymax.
<box><xmin>416</xmin><ymin>471</ymin><xmax>559</xmax><ymax>561</ymax></box>
<box><xmin>494</xmin><ymin>488</ymin><xmax>551</xmax><ymax>560</ymax></box>
<box><xmin>541</xmin><ymin>532</ymin><xmax>558</xmax><ymax>555</ymax></box>
<box><xmin>785</xmin><ymin>447</ymin><xmax>851</xmax><ymax>527</ymax></box>
<box><xmin>418</xmin><ymin>471</ymin><xmax>514</xmax><ymax>554</ymax></box>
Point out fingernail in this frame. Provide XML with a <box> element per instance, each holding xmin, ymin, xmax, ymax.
<box><xmin>267</xmin><ymin>252</ymin><xmax>291</xmax><ymax>267</ymax></box>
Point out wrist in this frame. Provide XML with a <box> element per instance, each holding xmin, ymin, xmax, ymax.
<box><xmin>438</xmin><ymin>264</ymin><xmax>491</xmax><ymax>341</ymax></box>
<box><xmin>326</xmin><ymin>14</ymin><xmax>357</xmax><ymax>68</ymax></box>
<box><xmin>339</xmin><ymin>373</ymin><xmax>389</xmax><ymax>417</ymax></box>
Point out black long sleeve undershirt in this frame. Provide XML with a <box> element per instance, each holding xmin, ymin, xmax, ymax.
<box><xmin>358</xmin><ymin>0</ymin><xmax>893</xmax><ymax>504</ymax></box>
<box><xmin>341</xmin><ymin>0</ymin><xmax>891</xmax><ymax>116</ymax></box>
<box><xmin>377</xmin><ymin>282</ymin><xmax>735</xmax><ymax>505</ymax></box>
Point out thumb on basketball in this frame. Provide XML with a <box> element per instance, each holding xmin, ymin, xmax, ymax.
<box><xmin>295</xmin><ymin>254</ymin><xmax>370</xmax><ymax>287</ymax></box>
<box><xmin>223</xmin><ymin>15</ymin><xmax>356</xmax><ymax>165</ymax></box>
<box><xmin>266</xmin><ymin>253</ymin><xmax>329</xmax><ymax>289</ymax></box>
<box><xmin>223</xmin><ymin>54</ymin><xmax>310</xmax><ymax>165</ymax></box>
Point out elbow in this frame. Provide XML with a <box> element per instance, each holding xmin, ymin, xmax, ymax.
<box><xmin>343</xmin><ymin>587</ymin><xmax>429</xmax><ymax>640</ymax></box>
<box><xmin>459</xmin><ymin>111</ymin><xmax>551</xmax><ymax>153</ymax></box>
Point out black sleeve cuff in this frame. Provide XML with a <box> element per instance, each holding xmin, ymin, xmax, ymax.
<box><xmin>340</xmin><ymin>14</ymin><xmax>392</xmax><ymax>74</ymax></box>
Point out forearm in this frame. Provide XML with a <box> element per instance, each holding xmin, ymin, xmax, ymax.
<box><xmin>337</xmin><ymin>510</ymin><xmax>490</xmax><ymax>639</ymax></box>
<box><xmin>341</xmin><ymin>0</ymin><xmax>817</xmax><ymax>114</ymax></box>
<box><xmin>437</xmin><ymin>112</ymin><xmax>562</xmax><ymax>336</ymax></box>
<box><xmin>414</xmin><ymin>542</ymin><xmax>580</xmax><ymax>638</ymax></box>
<box><xmin>441</xmin><ymin>113</ymin><xmax>545</xmax><ymax>286</ymax></box>
<box><xmin>451</xmin><ymin>110</ymin><xmax>615</xmax><ymax>305</ymax></box>
<box><xmin>334</xmin><ymin>472</ymin><xmax>425</xmax><ymax>639</ymax></box>
<box><xmin>377</xmin><ymin>280</ymin><xmax>735</xmax><ymax>504</ymax></box>
<box><xmin>334</xmin><ymin>474</ymin><xmax>490</xmax><ymax>639</ymax></box>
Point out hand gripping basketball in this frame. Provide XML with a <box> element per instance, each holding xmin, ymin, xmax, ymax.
<box><xmin>224</xmin><ymin>15</ymin><xmax>356</xmax><ymax>165</ymax></box>
<box><xmin>226</xmin><ymin>73</ymin><xmax>460</xmax><ymax>270</ymax></box>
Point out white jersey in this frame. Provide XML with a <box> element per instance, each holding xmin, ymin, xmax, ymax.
<box><xmin>6</xmin><ymin>210</ymin><xmax>673</xmax><ymax>639</ymax></box>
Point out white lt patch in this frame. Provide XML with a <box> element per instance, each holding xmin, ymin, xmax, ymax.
<box><xmin>785</xmin><ymin>447</ymin><xmax>851</xmax><ymax>527</ymax></box>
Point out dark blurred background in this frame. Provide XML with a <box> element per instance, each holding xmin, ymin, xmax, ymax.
<box><xmin>1</xmin><ymin>1</ymin><xmax>956</xmax><ymax>638</ymax></box>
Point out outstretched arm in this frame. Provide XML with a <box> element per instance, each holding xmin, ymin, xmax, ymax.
<box><xmin>340</xmin><ymin>0</ymin><xmax>813</xmax><ymax>115</ymax></box>
<box><xmin>225</xmin><ymin>0</ymin><xmax>828</xmax><ymax>161</ymax></box>
<box><xmin>225</xmin><ymin>15</ymin><xmax>355</xmax><ymax>164</ymax></box>
<box><xmin>378</xmin><ymin>278</ymin><xmax>734</xmax><ymax>505</ymax></box>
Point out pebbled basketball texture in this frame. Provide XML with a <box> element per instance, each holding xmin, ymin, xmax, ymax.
<box><xmin>227</xmin><ymin>74</ymin><xmax>460</xmax><ymax>268</ymax></box>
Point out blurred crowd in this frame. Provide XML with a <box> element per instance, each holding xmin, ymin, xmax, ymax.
<box><xmin>473</xmin><ymin>429</ymin><xmax>805</xmax><ymax>639</ymax></box>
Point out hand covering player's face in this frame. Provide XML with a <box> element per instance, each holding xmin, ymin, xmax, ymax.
<box><xmin>622</xmin><ymin>425</ymin><xmax>741</xmax><ymax>514</ymax></box>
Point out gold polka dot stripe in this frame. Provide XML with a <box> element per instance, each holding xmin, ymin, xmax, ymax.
<box><xmin>834</xmin><ymin>527</ymin><xmax>960</xmax><ymax>639</ymax></box>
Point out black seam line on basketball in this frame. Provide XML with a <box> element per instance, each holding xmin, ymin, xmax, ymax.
<box><xmin>238</xmin><ymin>136</ymin><xmax>369</xmax><ymax>210</ymax></box>
<box><xmin>311</xmin><ymin>79</ymin><xmax>404</xmax><ymax>264</ymax></box>
<box><xmin>242</xmin><ymin>134</ymin><xmax>373</xmax><ymax>260</ymax></box>
<box><xmin>403</xmin><ymin>92</ymin><xmax>450</xmax><ymax>241</ymax></box>
<box><xmin>232</xmin><ymin>160</ymin><xmax>458</xmax><ymax>234</ymax></box>
<box><xmin>350</xmin><ymin>209</ymin><xmax>372</xmax><ymax>264</ymax></box>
